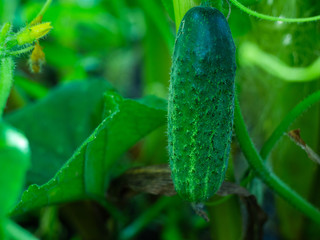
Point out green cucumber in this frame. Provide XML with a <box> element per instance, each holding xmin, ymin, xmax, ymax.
<box><xmin>168</xmin><ymin>6</ymin><xmax>236</xmax><ymax>203</ymax></box>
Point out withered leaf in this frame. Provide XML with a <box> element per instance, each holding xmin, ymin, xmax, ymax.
<box><xmin>108</xmin><ymin>164</ymin><xmax>267</xmax><ymax>235</ymax></box>
<box><xmin>108</xmin><ymin>165</ymin><xmax>252</xmax><ymax>199</ymax></box>
<box><xmin>108</xmin><ymin>164</ymin><xmax>175</xmax><ymax>201</ymax></box>
<box><xmin>217</xmin><ymin>181</ymin><xmax>251</xmax><ymax>197</ymax></box>
<box><xmin>241</xmin><ymin>195</ymin><xmax>268</xmax><ymax>240</ymax></box>
<box><xmin>288</xmin><ymin>129</ymin><xmax>320</xmax><ymax>165</ymax></box>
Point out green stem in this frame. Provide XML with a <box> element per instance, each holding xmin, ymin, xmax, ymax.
<box><xmin>239</xmin><ymin>42</ymin><xmax>320</xmax><ymax>82</ymax></box>
<box><xmin>260</xmin><ymin>90</ymin><xmax>320</xmax><ymax>160</ymax></box>
<box><xmin>229</xmin><ymin>0</ymin><xmax>320</xmax><ymax>22</ymax></box>
<box><xmin>241</xmin><ymin>90</ymin><xmax>320</xmax><ymax>185</ymax></box>
<box><xmin>4</xmin><ymin>219</ymin><xmax>39</xmax><ymax>240</ymax></box>
<box><xmin>138</xmin><ymin>0</ymin><xmax>174</xmax><ymax>53</ymax></box>
<box><xmin>0</xmin><ymin>23</ymin><xmax>11</xmax><ymax>44</ymax></box>
<box><xmin>0</xmin><ymin>57</ymin><xmax>14</xmax><ymax>118</ymax></box>
<box><xmin>217</xmin><ymin>0</ymin><xmax>223</xmax><ymax>10</ymax></box>
<box><xmin>91</xmin><ymin>195</ymin><xmax>127</xmax><ymax>224</ymax></box>
<box><xmin>35</xmin><ymin>0</ymin><xmax>52</xmax><ymax>20</ymax></box>
<box><xmin>234</xmin><ymin>96</ymin><xmax>320</xmax><ymax>224</ymax></box>
<box><xmin>119</xmin><ymin>197</ymin><xmax>171</xmax><ymax>240</ymax></box>
<box><xmin>9</xmin><ymin>46</ymin><xmax>35</xmax><ymax>56</ymax></box>
<box><xmin>172</xmin><ymin>0</ymin><xmax>200</xmax><ymax>31</ymax></box>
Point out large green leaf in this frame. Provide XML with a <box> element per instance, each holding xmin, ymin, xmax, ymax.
<box><xmin>10</xmin><ymin>87</ymin><xmax>167</xmax><ymax>216</ymax></box>
<box><xmin>5</xmin><ymin>80</ymin><xmax>112</xmax><ymax>185</ymax></box>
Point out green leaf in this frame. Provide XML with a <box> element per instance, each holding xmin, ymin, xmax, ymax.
<box><xmin>5</xmin><ymin>80</ymin><xmax>112</xmax><ymax>186</ymax></box>
<box><xmin>10</xmin><ymin>87</ymin><xmax>167</xmax><ymax>216</ymax></box>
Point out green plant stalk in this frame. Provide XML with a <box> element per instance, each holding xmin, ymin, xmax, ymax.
<box><xmin>0</xmin><ymin>57</ymin><xmax>14</xmax><ymax>118</ymax></box>
<box><xmin>4</xmin><ymin>219</ymin><xmax>38</xmax><ymax>240</ymax></box>
<box><xmin>7</xmin><ymin>46</ymin><xmax>35</xmax><ymax>58</ymax></box>
<box><xmin>206</xmin><ymin>0</ymin><xmax>223</xmax><ymax>11</ymax></box>
<box><xmin>172</xmin><ymin>0</ymin><xmax>200</xmax><ymax>30</ymax></box>
<box><xmin>161</xmin><ymin>0</ymin><xmax>175</xmax><ymax>20</ymax></box>
<box><xmin>217</xmin><ymin>0</ymin><xmax>223</xmax><ymax>11</ymax></box>
<box><xmin>120</xmin><ymin>197</ymin><xmax>172</xmax><ymax>240</ymax></box>
<box><xmin>235</xmin><ymin>96</ymin><xmax>320</xmax><ymax>224</ymax></box>
<box><xmin>35</xmin><ymin>0</ymin><xmax>52</xmax><ymax>20</ymax></box>
<box><xmin>0</xmin><ymin>23</ymin><xmax>11</xmax><ymax>44</ymax></box>
<box><xmin>239</xmin><ymin>42</ymin><xmax>320</xmax><ymax>82</ymax></box>
<box><xmin>241</xmin><ymin>90</ymin><xmax>320</xmax><ymax>186</ymax></box>
<box><xmin>138</xmin><ymin>0</ymin><xmax>174</xmax><ymax>52</ymax></box>
<box><xmin>260</xmin><ymin>90</ymin><xmax>320</xmax><ymax>160</ymax></box>
<box><xmin>91</xmin><ymin>195</ymin><xmax>127</xmax><ymax>224</ymax></box>
<box><xmin>229</xmin><ymin>0</ymin><xmax>320</xmax><ymax>22</ymax></box>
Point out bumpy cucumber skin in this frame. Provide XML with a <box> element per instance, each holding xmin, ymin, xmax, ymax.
<box><xmin>168</xmin><ymin>7</ymin><xmax>236</xmax><ymax>203</ymax></box>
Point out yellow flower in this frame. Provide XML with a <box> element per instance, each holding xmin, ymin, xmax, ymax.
<box><xmin>16</xmin><ymin>22</ymin><xmax>52</xmax><ymax>45</ymax></box>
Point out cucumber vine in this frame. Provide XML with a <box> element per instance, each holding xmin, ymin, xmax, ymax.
<box><xmin>172</xmin><ymin>0</ymin><xmax>320</xmax><ymax>224</ymax></box>
<box><xmin>229</xmin><ymin>0</ymin><xmax>320</xmax><ymax>22</ymax></box>
<box><xmin>239</xmin><ymin>42</ymin><xmax>320</xmax><ymax>82</ymax></box>
<box><xmin>242</xmin><ymin>90</ymin><xmax>320</xmax><ymax>186</ymax></box>
<box><xmin>235</xmin><ymin>97</ymin><xmax>320</xmax><ymax>224</ymax></box>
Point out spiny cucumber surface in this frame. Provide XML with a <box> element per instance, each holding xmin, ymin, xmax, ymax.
<box><xmin>168</xmin><ymin>6</ymin><xmax>236</xmax><ymax>202</ymax></box>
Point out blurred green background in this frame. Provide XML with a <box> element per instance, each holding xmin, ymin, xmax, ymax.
<box><xmin>1</xmin><ymin>0</ymin><xmax>320</xmax><ymax>239</ymax></box>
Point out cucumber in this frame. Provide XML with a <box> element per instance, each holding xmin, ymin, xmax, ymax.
<box><xmin>168</xmin><ymin>6</ymin><xmax>236</xmax><ymax>203</ymax></box>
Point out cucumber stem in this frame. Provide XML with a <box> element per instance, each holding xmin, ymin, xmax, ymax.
<box><xmin>260</xmin><ymin>90</ymin><xmax>320</xmax><ymax>159</ymax></box>
<box><xmin>9</xmin><ymin>46</ymin><xmax>35</xmax><ymax>57</ymax></box>
<box><xmin>0</xmin><ymin>23</ymin><xmax>11</xmax><ymax>44</ymax></box>
<box><xmin>0</xmin><ymin>57</ymin><xmax>14</xmax><ymax>118</ymax></box>
<box><xmin>229</xmin><ymin>0</ymin><xmax>320</xmax><ymax>22</ymax></box>
<box><xmin>172</xmin><ymin>0</ymin><xmax>200</xmax><ymax>31</ymax></box>
<box><xmin>239</xmin><ymin>42</ymin><xmax>320</xmax><ymax>82</ymax></box>
<box><xmin>235</xmin><ymin>96</ymin><xmax>320</xmax><ymax>224</ymax></box>
<box><xmin>35</xmin><ymin>0</ymin><xmax>52</xmax><ymax>20</ymax></box>
<box><xmin>241</xmin><ymin>90</ymin><xmax>320</xmax><ymax>185</ymax></box>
